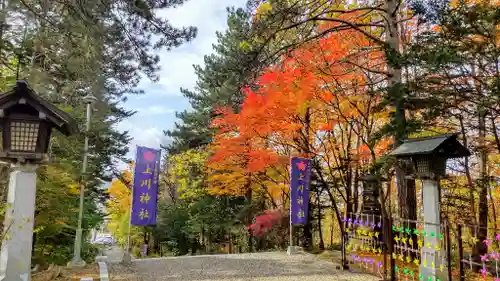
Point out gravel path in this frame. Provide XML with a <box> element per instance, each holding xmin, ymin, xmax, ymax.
<box><xmin>108</xmin><ymin>252</ymin><xmax>379</xmax><ymax>281</ymax></box>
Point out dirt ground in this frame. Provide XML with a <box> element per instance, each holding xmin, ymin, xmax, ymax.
<box><xmin>32</xmin><ymin>263</ymin><xmax>100</xmax><ymax>281</ymax></box>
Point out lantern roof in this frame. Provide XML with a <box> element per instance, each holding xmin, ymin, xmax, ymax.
<box><xmin>390</xmin><ymin>133</ymin><xmax>471</xmax><ymax>159</ymax></box>
<box><xmin>0</xmin><ymin>80</ymin><xmax>78</xmax><ymax>135</ymax></box>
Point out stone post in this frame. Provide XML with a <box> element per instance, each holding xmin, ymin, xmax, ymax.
<box><xmin>420</xmin><ymin>179</ymin><xmax>447</xmax><ymax>281</ymax></box>
<box><xmin>0</xmin><ymin>164</ymin><xmax>38</xmax><ymax>281</ymax></box>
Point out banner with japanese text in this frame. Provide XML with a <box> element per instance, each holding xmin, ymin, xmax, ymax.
<box><xmin>131</xmin><ymin>146</ymin><xmax>161</xmax><ymax>226</ymax></box>
<box><xmin>290</xmin><ymin>157</ymin><xmax>311</xmax><ymax>225</ymax></box>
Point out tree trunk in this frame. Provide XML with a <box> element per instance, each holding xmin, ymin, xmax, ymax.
<box><xmin>459</xmin><ymin>114</ymin><xmax>477</xmax><ymax>224</ymax></box>
<box><xmin>330</xmin><ymin>213</ymin><xmax>334</xmax><ymax>246</ymax></box>
<box><xmin>491</xmin><ymin>117</ymin><xmax>500</xmax><ymax>153</ymax></box>
<box><xmin>385</xmin><ymin>0</ymin><xmax>418</xmax><ymax>262</ymax></box>
<box><xmin>201</xmin><ymin>226</ymin><xmax>205</xmax><ymax>253</ymax></box>
<box><xmin>0</xmin><ymin>0</ymin><xmax>6</xmax><ymax>64</ymax></box>
<box><xmin>317</xmin><ymin>193</ymin><xmax>325</xmax><ymax>250</ymax></box>
<box><xmin>476</xmin><ymin>107</ymin><xmax>488</xmax><ymax>269</ymax></box>
<box><xmin>246</xmin><ymin>186</ymin><xmax>253</xmax><ymax>253</ymax></box>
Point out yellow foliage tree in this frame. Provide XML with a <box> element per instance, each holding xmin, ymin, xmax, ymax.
<box><xmin>106</xmin><ymin>163</ymin><xmax>143</xmax><ymax>248</ymax></box>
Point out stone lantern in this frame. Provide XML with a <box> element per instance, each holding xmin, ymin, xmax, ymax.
<box><xmin>360</xmin><ymin>175</ymin><xmax>385</xmax><ymax>242</ymax></box>
<box><xmin>360</xmin><ymin>174</ymin><xmax>385</xmax><ymax>216</ymax></box>
<box><xmin>390</xmin><ymin>133</ymin><xmax>470</xmax><ymax>281</ymax></box>
<box><xmin>0</xmin><ymin>81</ymin><xmax>78</xmax><ymax>281</ymax></box>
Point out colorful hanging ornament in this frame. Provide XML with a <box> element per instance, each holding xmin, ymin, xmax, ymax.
<box><xmin>495</xmin><ymin>254</ymin><xmax>499</xmax><ymax>281</ymax></box>
<box><xmin>418</xmin><ymin>239</ymin><xmax>424</xmax><ymax>247</ymax></box>
<box><xmin>480</xmin><ymin>267</ymin><xmax>488</xmax><ymax>278</ymax></box>
<box><xmin>481</xmin><ymin>254</ymin><xmax>489</xmax><ymax>262</ymax></box>
<box><xmin>439</xmin><ymin>233</ymin><xmax>444</xmax><ymax>240</ymax></box>
<box><xmin>483</xmin><ymin>239</ymin><xmax>491</xmax><ymax>247</ymax></box>
<box><xmin>496</xmin><ymin>233</ymin><xmax>500</xmax><ymax>241</ymax></box>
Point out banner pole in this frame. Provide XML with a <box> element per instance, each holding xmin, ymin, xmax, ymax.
<box><xmin>126</xmin><ymin>177</ymin><xmax>134</xmax><ymax>255</ymax></box>
<box><xmin>289</xmin><ymin>195</ymin><xmax>293</xmax><ymax>247</ymax></box>
<box><xmin>288</xmin><ymin>156</ymin><xmax>294</xmax><ymax>254</ymax></box>
<box><xmin>123</xmin><ymin>146</ymin><xmax>138</xmax><ymax>264</ymax></box>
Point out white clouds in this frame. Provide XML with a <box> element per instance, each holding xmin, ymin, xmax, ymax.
<box><xmin>147</xmin><ymin>0</ymin><xmax>247</xmax><ymax>96</ymax></box>
<box><xmin>137</xmin><ymin>105</ymin><xmax>176</xmax><ymax>115</ymax></box>
<box><xmin>131</xmin><ymin>127</ymin><xmax>164</xmax><ymax>149</ymax></box>
<box><xmin>155</xmin><ymin>52</ymin><xmax>201</xmax><ymax>95</ymax></box>
<box><xmin>116</xmin><ymin>0</ymin><xmax>247</xmax><ymax>167</ymax></box>
<box><xmin>117</xmin><ymin>121</ymin><xmax>168</xmax><ymax>150</ymax></box>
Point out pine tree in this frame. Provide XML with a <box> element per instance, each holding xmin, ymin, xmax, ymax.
<box><xmin>166</xmin><ymin>7</ymin><xmax>262</xmax><ymax>153</ymax></box>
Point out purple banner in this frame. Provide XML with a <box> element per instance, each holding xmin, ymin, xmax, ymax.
<box><xmin>131</xmin><ymin>146</ymin><xmax>161</xmax><ymax>226</ymax></box>
<box><xmin>290</xmin><ymin>157</ymin><xmax>311</xmax><ymax>225</ymax></box>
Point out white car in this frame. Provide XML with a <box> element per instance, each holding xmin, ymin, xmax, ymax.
<box><xmin>93</xmin><ymin>236</ymin><xmax>114</xmax><ymax>245</ymax></box>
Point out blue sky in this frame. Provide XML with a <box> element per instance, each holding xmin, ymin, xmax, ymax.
<box><xmin>116</xmin><ymin>0</ymin><xmax>248</xmax><ymax>164</ymax></box>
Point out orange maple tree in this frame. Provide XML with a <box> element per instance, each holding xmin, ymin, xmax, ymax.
<box><xmin>206</xmin><ymin>28</ymin><xmax>394</xmax><ymax>233</ymax></box>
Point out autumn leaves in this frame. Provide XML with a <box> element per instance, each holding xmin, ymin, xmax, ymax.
<box><xmin>206</xmin><ymin>28</ymin><xmax>391</xmax><ymax>201</ymax></box>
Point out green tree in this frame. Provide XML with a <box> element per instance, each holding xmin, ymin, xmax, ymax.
<box><xmin>166</xmin><ymin>7</ymin><xmax>261</xmax><ymax>153</ymax></box>
<box><xmin>0</xmin><ymin>0</ymin><xmax>198</xmax><ymax>265</ymax></box>
<box><xmin>405</xmin><ymin>0</ymin><xmax>500</xmax><ymax>265</ymax></box>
